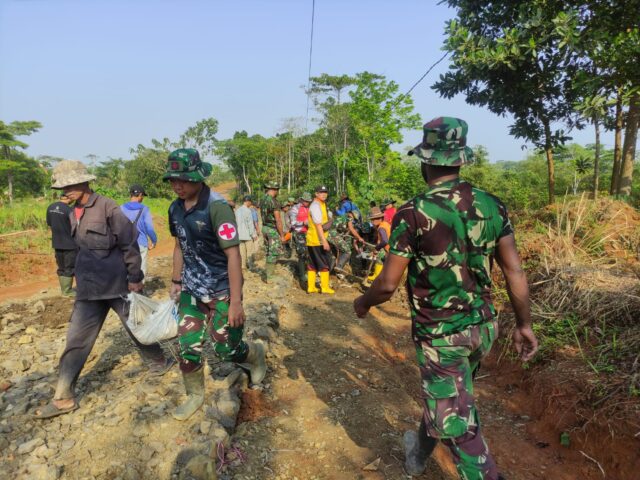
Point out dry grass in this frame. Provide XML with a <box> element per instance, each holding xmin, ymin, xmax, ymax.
<box><xmin>522</xmin><ymin>195</ymin><xmax>640</xmax><ymax>414</ymax></box>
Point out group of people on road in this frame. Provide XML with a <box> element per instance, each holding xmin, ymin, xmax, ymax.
<box><xmin>249</xmin><ymin>181</ymin><xmax>400</xmax><ymax>293</ymax></box>
<box><xmin>37</xmin><ymin>149</ymin><xmax>266</xmax><ymax>424</ymax></box>
<box><xmin>37</xmin><ymin>115</ymin><xmax>538</xmax><ymax>480</ymax></box>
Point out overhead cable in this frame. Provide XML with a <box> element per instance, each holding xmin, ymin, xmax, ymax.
<box><xmin>305</xmin><ymin>0</ymin><xmax>316</xmax><ymax>130</ymax></box>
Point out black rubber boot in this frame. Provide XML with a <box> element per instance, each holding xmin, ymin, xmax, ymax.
<box><xmin>336</xmin><ymin>252</ymin><xmax>350</xmax><ymax>270</ymax></box>
<box><xmin>403</xmin><ymin>418</ymin><xmax>437</xmax><ymax>476</ymax></box>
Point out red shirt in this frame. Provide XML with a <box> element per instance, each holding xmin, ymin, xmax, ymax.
<box><xmin>383</xmin><ymin>207</ymin><xmax>396</xmax><ymax>224</ymax></box>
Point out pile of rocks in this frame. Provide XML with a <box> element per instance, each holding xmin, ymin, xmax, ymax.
<box><xmin>0</xmin><ymin>269</ymin><xmax>285</xmax><ymax>480</ymax></box>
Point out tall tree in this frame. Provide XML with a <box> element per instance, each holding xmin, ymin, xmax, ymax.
<box><xmin>348</xmin><ymin>72</ymin><xmax>420</xmax><ymax>184</ymax></box>
<box><xmin>0</xmin><ymin>120</ymin><xmax>42</xmax><ymax>203</ymax></box>
<box><xmin>434</xmin><ymin>2</ymin><xmax>581</xmax><ymax>204</ymax></box>
<box><xmin>177</xmin><ymin>117</ymin><xmax>219</xmax><ymax>159</ymax></box>
<box><xmin>618</xmin><ymin>92</ymin><xmax>640</xmax><ymax>196</ymax></box>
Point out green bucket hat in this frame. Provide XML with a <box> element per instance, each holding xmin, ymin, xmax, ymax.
<box><xmin>299</xmin><ymin>191</ymin><xmax>312</xmax><ymax>202</ymax></box>
<box><xmin>163</xmin><ymin>148</ymin><xmax>212</xmax><ymax>182</ymax></box>
<box><xmin>408</xmin><ymin>117</ymin><xmax>474</xmax><ymax>166</ymax></box>
<box><xmin>264</xmin><ymin>181</ymin><xmax>280</xmax><ymax>190</ymax></box>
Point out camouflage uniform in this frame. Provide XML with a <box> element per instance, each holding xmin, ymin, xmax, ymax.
<box><xmin>393</xmin><ymin>117</ymin><xmax>514</xmax><ymax>480</ymax></box>
<box><xmin>177</xmin><ymin>291</ymin><xmax>248</xmax><ymax>373</ymax></box>
<box><xmin>329</xmin><ymin>215</ymin><xmax>353</xmax><ymax>258</ymax></box>
<box><xmin>259</xmin><ymin>194</ymin><xmax>283</xmax><ymax>264</ymax></box>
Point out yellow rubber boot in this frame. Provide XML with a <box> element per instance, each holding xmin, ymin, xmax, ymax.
<box><xmin>319</xmin><ymin>271</ymin><xmax>335</xmax><ymax>294</ymax></box>
<box><xmin>367</xmin><ymin>263</ymin><xmax>384</xmax><ymax>282</ymax></box>
<box><xmin>307</xmin><ymin>271</ymin><xmax>319</xmax><ymax>293</ymax></box>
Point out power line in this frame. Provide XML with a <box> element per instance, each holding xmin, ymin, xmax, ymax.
<box><xmin>305</xmin><ymin>0</ymin><xmax>316</xmax><ymax>130</ymax></box>
<box><xmin>403</xmin><ymin>51</ymin><xmax>450</xmax><ymax>97</ymax></box>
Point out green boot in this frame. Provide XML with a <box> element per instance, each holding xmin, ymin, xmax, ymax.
<box><xmin>240</xmin><ymin>342</ymin><xmax>267</xmax><ymax>385</ymax></box>
<box><xmin>173</xmin><ymin>369</ymin><xmax>205</xmax><ymax>421</ymax></box>
<box><xmin>264</xmin><ymin>263</ymin><xmax>276</xmax><ymax>282</ymax></box>
<box><xmin>296</xmin><ymin>259</ymin><xmax>308</xmax><ymax>287</ymax></box>
<box><xmin>58</xmin><ymin>276</ymin><xmax>75</xmax><ymax>297</ymax></box>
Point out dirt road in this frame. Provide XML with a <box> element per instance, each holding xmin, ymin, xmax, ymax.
<box><xmin>1</xmin><ymin>247</ymin><xmax>617</xmax><ymax>479</ymax></box>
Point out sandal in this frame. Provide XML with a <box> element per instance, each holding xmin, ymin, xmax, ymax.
<box><xmin>147</xmin><ymin>357</ymin><xmax>176</xmax><ymax>377</ymax></box>
<box><xmin>32</xmin><ymin>400</ymin><xmax>79</xmax><ymax>420</ymax></box>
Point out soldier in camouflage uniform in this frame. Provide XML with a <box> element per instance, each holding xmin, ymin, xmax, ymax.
<box><xmin>329</xmin><ymin>211</ymin><xmax>365</xmax><ymax>273</ymax></box>
<box><xmin>164</xmin><ymin>149</ymin><xmax>266</xmax><ymax>421</ymax></box>
<box><xmin>354</xmin><ymin>117</ymin><xmax>538</xmax><ymax>480</ymax></box>
<box><xmin>258</xmin><ymin>182</ymin><xmax>285</xmax><ymax>281</ymax></box>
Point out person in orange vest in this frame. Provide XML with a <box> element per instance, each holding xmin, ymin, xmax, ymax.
<box><xmin>367</xmin><ymin>206</ymin><xmax>391</xmax><ymax>282</ymax></box>
<box><xmin>306</xmin><ymin>185</ymin><xmax>334</xmax><ymax>294</ymax></box>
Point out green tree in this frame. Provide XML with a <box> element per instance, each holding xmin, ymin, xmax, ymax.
<box><xmin>177</xmin><ymin>117</ymin><xmax>219</xmax><ymax>159</ymax></box>
<box><xmin>0</xmin><ymin>120</ymin><xmax>42</xmax><ymax>203</ymax></box>
<box><xmin>349</xmin><ymin>72</ymin><xmax>421</xmax><ymax>184</ymax></box>
<box><xmin>434</xmin><ymin>2</ymin><xmax>581</xmax><ymax>204</ymax></box>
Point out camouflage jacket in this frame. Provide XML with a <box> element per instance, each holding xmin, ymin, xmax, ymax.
<box><xmin>259</xmin><ymin>194</ymin><xmax>281</xmax><ymax>228</ymax></box>
<box><xmin>389</xmin><ymin>179</ymin><xmax>513</xmax><ymax>338</ymax></box>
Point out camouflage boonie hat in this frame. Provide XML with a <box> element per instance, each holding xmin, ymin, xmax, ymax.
<box><xmin>51</xmin><ymin>160</ymin><xmax>96</xmax><ymax>189</ymax></box>
<box><xmin>287</xmin><ymin>197</ymin><xmax>295</xmax><ymax>204</ymax></box>
<box><xmin>299</xmin><ymin>191</ymin><xmax>313</xmax><ymax>202</ymax></box>
<box><xmin>408</xmin><ymin>117</ymin><xmax>474</xmax><ymax>166</ymax></box>
<box><xmin>163</xmin><ymin>148</ymin><xmax>212</xmax><ymax>182</ymax></box>
<box><xmin>264</xmin><ymin>181</ymin><xmax>280</xmax><ymax>190</ymax></box>
<box><xmin>368</xmin><ymin>206</ymin><xmax>384</xmax><ymax>220</ymax></box>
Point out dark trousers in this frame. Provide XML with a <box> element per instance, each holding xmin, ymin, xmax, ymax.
<box><xmin>54</xmin><ymin>297</ymin><xmax>165</xmax><ymax>400</ymax></box>
<box><xmin>307</xmin><ymin>245</ymin><xmax>331</xmax><ymax>272</ymax></box>
<box><xmin>54</xmin><ymin>249</ymin><xmax>77</xmax><ymax>277</ymax></box>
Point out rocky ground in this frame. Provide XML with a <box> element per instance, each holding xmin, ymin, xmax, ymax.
<box><xmin>0</xmin><ymin>253</ymin><xmax>613</xmax><ymax>479</ymax></box>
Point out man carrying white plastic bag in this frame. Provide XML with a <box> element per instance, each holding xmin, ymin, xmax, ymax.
<box><xmin>163</xmin><ymin>148</ymin><xmax>267</xmax><ymax>421</ymax></box>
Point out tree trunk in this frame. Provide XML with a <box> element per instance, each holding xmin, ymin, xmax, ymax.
<box><xmin>592</xmin><ymin>117</ymin><xmax>600</xmax><ymax>199</ymax></box>
<box><xmin>7</xmin><ymin>173</ymin><xmax>13</xmax><ymax>205</ymax></box>
<box><xmin>617</xmin><ymin>92</ymin><xmax>640</xmax><ymax>197</ymax></box>
<box><xmin>543</xmin><ymin>119</ymin><xmax>555</xmax><ymax>204</ymax></box>
<box><xmin>611</xmin><ymin>90</ymin><xmax>623</xmax><ymax>195</ymax></box>
<box><xmin>307</xmin><ymin>150</ymin><xmax>311</xmax><ymax>184</ymax></box>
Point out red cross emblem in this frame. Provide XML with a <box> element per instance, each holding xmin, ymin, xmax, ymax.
<box><xmin>217</xmin><ymin>222</ymin><xmax>237</xmax><ymax>240</ymax></box>
<box><xmin>171</xmin><ymin>161</ymin><xmax>179</xmax><ymax>170</ymax></box>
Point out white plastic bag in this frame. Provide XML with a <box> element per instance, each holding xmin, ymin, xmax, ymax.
<box><xmin>126</xmin><ymin>292</ymin><xmax>179</xmax><ymax>345</ymax></box>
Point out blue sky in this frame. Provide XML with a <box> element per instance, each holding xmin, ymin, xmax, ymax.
<box><xmin>0</xmin><ymin>0</ymin><xmax>611</xmax><ymax>164</ymax></box>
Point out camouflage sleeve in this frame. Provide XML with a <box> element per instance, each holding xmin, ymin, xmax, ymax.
<box><xmin>209</xmin><ymin>200</ymin><xmax>240</xmax><ymax>249</ymax></box>
<box><xmin>388</xmin><ymin>204</ymin><xmax>416</xmax><ymax>258</ymax></box>
<box><xmin>497</xmin><ymin>199</ymin><xmax>514</xmax><ymax>239</ymax></box>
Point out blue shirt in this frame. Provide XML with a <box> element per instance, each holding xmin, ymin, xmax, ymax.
<box><xmin>120</xmin><ymin>202</ymin><xmax>158</xmax><ymax>248</ymax></box>
<box><xmin>336</xmin><ymin>199</ymin><xmax>361</xmax><ymax>220</ymax></box>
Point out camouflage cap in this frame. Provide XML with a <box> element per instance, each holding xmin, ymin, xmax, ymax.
<box><xmin>408</xmin><ymin>117</ymin><xmax>474</xmax><ymax>166</ymax></box>
<box><xmin>368</xmin><ymin>206</ymin><xmax>385</xmax><ymax>220</ymax></box>
<box><xmin>299</xmin><ymin>191</ymin><xmax>313</xmax><ymax>202</ymax></box>
<box><xmin>51</xmin><ymin>160</ymin><xmax>96</xmax><ymax>189</ymax></box>
<box><xmin>163</xmin><ymin>148</ymin><xmax>212</xmax><ymax>182</ymax></box>
<box><xmin>287</xmin><ymin>196</ymin><xmax>296</xmax><ymax>204</ymax></box>
<box><xmin>264</xmin><ymin>181</ymin><xmax>280</xmax><ymax>190</ymax></box>
<box><xmin>381</xmin><ymin>198</ymin><xmax>396</xmax><ymax>206</ymax></box>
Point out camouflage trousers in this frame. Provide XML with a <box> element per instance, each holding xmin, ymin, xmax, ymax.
<box><xmin>262</xmin><ymin>225</ymin><xmax>282</xmax><ymax>264</ymax></box>
<box><xmin>329</xmin><ymin>234</ymin><xmax>352</xmax><ymax>256</ymax></box>
<box><xmin>415</xmin><ymin>320</ymin><xmax>499</xmax><ymax>480</ymax></box>
<box><xmin>177</xmin><ymin>291</ymin><xmax>248</xmax><ymax>374</ymax></box>
<box><xmin>292</xmin><ymin>231</ymin><xmax>308</xmax><ymax>260</ymax></box>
